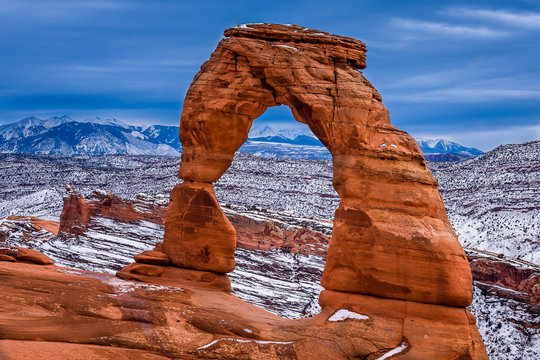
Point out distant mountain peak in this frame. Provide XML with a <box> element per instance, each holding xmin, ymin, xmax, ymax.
<box><xmin>82</xmin><ymin>116</ymin><xmax>129</xmax><ymax>128</ymax></box>
<box><xmin>0</xmin><ymin>115</ymin><xmax>180</xmax><ymax>156</ymax></box>
<box><xmin>248</xmin><ymin>125</ymin><xmax>280</xmax><ymax>138</ymax></box>
<box><xmin>248</xmin><ymin>124</ymin><xmax>317</xmax><ymax>141</ymax></box>
<box><xmin>416</xmin><ymin>138</ymin><xmax>483</xmax><ymax>157</ymax></box>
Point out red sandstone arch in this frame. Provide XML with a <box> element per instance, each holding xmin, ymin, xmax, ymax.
<box><xmin>163</xmin><ymin>24</ymin><xmax>472</xmax><ymax>307</ymax></box>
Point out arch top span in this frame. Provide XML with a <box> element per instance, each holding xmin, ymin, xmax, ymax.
<box><xmin>178</xmin><ymin>23</ymin><xmax>411</xmax><ymax>183</ymax></box>
<box><xmin>164</xmin><ymin>23</ymin><xmax>474</xmax><ymax>308</ymax></box>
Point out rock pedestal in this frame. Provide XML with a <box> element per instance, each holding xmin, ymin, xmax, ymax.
<box><xmin>163</xmin><ymin>182</ymin><xmax>236</xmax><ymax>273</ymax></box>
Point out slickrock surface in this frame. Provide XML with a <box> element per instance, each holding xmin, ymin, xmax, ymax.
<box><xmin>0</xmin><ymin>260</ymin><xmax>487</xmax><ymax>359</ymax></box>
<box><xmin>171</xmin><ymin>23</ymin><xmax>473</xmax><ymax>307</ymax></box>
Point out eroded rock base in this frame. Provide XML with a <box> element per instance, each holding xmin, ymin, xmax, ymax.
<box><xmin>162</xmin><ymin>182</ymin><xmax>236</xmax><ymax>273</ymax></box>
<box><xmin>319</xmin><ymin>290</ymin><xmax>488</xmax><ymax>359</ymax></box>
<box><xmin>0</xmin><ymin>260</ymin><xmax>487</xmax><ymax>359</ymax></box>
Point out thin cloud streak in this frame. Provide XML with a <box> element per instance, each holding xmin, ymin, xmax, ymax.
<box><xmin>446</xmin><ymin>8</ymin><xmax>540</xmax><ymax>30</ymax></box>
<box><xmin>391</xmin><ymin>18</ymin><xmax>508</xmax><ymax>38</ymax></box>
<box><xmin>388</xmin><ymin>88</ymin><xmax>540</xmax><ymax>103</ymax></box>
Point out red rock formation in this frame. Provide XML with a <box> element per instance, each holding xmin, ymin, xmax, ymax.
<box><xmin>163</xmin><ymin>182</ymin><xmax>236</xmax><ymax>273</ymax></box>
<box><xmin>134</xmin><ymin>250</ymin><xmax>169</xmax><ymax>265</ymax></box>
<box><xmin>59</xmin><ymin>185</ymin><xmax>167</xmax><ymax>235</ymax></box>
<box><xmin>59</xmin><ymin>185</ymin><xmax>91</xmax><ymax>234</ymax></box>
<box><xmin>169</xmin><ymin>23</ymin><xmax>472</xmax><ymax>307</ymax></box>
<box><xmin>467</xmin><ymin>249</ymin><xmax>540</xmax><ymax>308</ymax></box>
<box><xmin>0</xmin><ymin>260</ymin><xmax>487</xmax><ymax>359</ymax></box>
<box><xmin>0</xmin><ymin>246</ymin><xmax>54</xmax><ymax>265</ymax></box>
<box><xmin>226</xmin><ymin>209</ymin><xmax>330</xmax><ymax>257</ymax></box>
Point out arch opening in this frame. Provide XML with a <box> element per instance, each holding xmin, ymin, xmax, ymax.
<box><xmin>239</xmin><ymin>105</ymin><xmax>331</xmax><ymax>160</ymax></box>
<box><xmin>214</xmin><ymin>104</ymin><xmax>338</xmax><ymax>318</ymax></box>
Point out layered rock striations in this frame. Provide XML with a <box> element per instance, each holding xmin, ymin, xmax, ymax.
<box><xmin>60</xmin><ymin>185</ymin><xmax>167</xmax><ymax>235</ymax></box>
<box><xmin>0</xmin><ymin>215</ymin><xmax>58</xmax><ymax>247</ymax></box>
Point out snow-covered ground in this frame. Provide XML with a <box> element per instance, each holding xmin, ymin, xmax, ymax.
<box><xmin>2</xmin><ymin>142</ymin><xmax>538</xmax><ymax>264</ymax></box>
<box><xmin>1</xmin><ymin>142</ymin><xmax>539</xmax><ymax>360</ymax></box>
<box><xmin>430</xmin><ymin>141</ymin><xmax>540</xmax><ymax>264</ymax></box>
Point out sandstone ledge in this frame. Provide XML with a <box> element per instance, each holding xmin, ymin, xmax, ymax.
<box><xmin>0</xmin><ymin>261</ymin><xmax>487</xmax><ymax>359</ymax></box>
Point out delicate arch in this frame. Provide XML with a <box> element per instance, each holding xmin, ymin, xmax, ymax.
<box><xmin>164</xmin><ymin>24</ymin><xmax>473</xmax><ymax>307</ymax></box>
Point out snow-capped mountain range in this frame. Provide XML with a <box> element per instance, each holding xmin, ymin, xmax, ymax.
<box><xmin>0</xmin><ymin>116</ymin><xmax>483</xmax><ymax>161</ymax></box>
<box><xmin>0</xmin><ymin>116</ymin><xmax>181</xmax><ymax>156</ymax></box>
<box><xmin>416</xmin><ymin>137</ymin><xmax>484</xmax><ymax>157</ymax></box>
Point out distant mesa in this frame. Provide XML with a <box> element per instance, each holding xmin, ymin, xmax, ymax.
<box><xmin>0</xmin><ymin>116</ymin><xmax>482</xmax><ymax>161</ymax></box>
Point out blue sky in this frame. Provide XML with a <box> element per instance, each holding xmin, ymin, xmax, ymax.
<box><xmin>1</xmin><ymin>0</ymin><xmax>539</xmax><ymax>150</ymax></box>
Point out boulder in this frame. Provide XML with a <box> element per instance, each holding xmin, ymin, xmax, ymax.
<box><xmin>7</xmin><ymin>247</ymin><xmax>54</xmax><ymax>265</ymax></box>
<box><xmin>117</xmin><ymin>262</ymin><xmax>231</xmax><ymax>292</ymax></box>
<box><xmin>134</xmin><ymin>250</ymin><xmax>169</xmax><ymax>265</ymax></box>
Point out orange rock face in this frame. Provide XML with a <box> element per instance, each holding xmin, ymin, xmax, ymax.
<box><xmin>0</xmin><ymin>246</ymin><xmax>54</xmax><ymax>265</ymax></box>
<box><xmin>226</xmin><ymin>210</ymin><xmax>330</xmax><ymax>257</ymax></box>
<box><xmin>170</xmin><ymin>23</ymin><xmax>472</xmax><ymax>307</ymax></box>
<box><xmin>163</xmin><ymin>182</ymin><xmax>236</xmax><ymax>273</ymax></box>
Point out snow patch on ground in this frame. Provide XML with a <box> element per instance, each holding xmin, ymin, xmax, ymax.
<box><xmin>375</xmin><ymin>342</ymin><xmax>408</xmax><ymax>359</ymax></box>
<box><xmin>273</xmin><ymin>44</ymin><xmax>298</xmax><ymax>51</ymax></box>
<box><xmin>328</xmin><ymin>309</ymin><xmax>369</xmax><ymax>322</ymax></box>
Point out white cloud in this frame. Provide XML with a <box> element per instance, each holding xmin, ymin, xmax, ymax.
<box><xmin>387</xmin><ymin>88</ymin><xmax>540</xmax><ymax>104</ymax></box>
<box><xmin>446</xmin><ymin>8</ymin><xmax>540</xmax><ymax>30</ymax></box>
<box><xmin>391</xmin><ymin>18</ymin><xmax>507</xmax><ymax>38</ymax></box>
<box><xmin>392</xmin><ymin>69</ymin><xmax>462</xmax><ymax>88</ymax></box>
